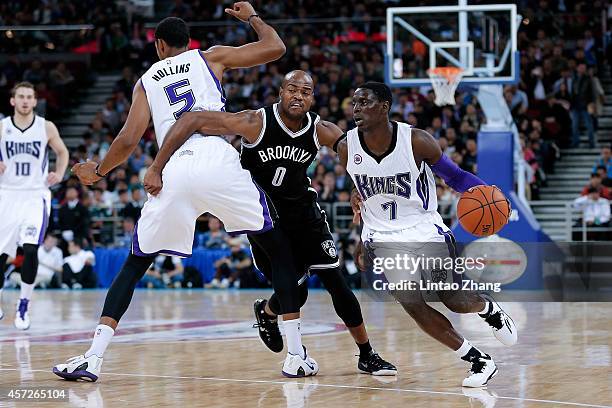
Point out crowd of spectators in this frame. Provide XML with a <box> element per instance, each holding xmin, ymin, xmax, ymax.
<box><xmin>0</xmin><ymin>1</ymin><xmax>610</xmax><ymax>289</ymax></box>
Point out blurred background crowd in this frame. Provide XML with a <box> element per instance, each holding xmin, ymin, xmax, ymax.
<box><xmin>0</xmin><ymin>0</ymin><xmax>610</xmax><ymax>289</ymax></box>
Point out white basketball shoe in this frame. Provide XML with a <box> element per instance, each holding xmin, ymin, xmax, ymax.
<box><xmin>14</xmin><ymin>298</ymin><xmax>30</xmax><ymax>330</ymax></box>
<box><xmin>282</xmin><ymin>347</ymin><xmax>319</xmax><ymax>378</ymax></box>
<box><xmin>53</xmin><ymin>355</ymin><xmax>103</xmax><ymax>382</ymax></box>
<box><xmin>462</xmin><ymin>354</ymin><xmax>498</xmax><ymax>388</ymax></box>
<box><xmin>479</xmin><ymin>294</ymin><xmax>518</xmax><ymax>346</ymax></box>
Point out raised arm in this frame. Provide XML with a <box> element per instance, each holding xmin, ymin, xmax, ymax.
<box><xmin>46</xmin><ymin>120</ymin><xmax>69</xmax><ymax>186</ymax></box>
<box><xmin>143</xmin><ymin>110</ymin><xmax>263</xmax><ymax>196</ymax></box>
<box><xmin>72</xmin><ymin>80</ymin><xmax>151</xmax><ymax>185</ymax></box>
<box><xmin>412</xmin><ymin>128</ymin><xmax>485</xmax><ymax>193</ymax></box>
<box><xmin>203</xmin><ymin>2</ymin><xmax>286</xmax><ymax>79</ymax></box>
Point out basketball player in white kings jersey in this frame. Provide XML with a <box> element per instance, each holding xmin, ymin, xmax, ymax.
<box><xmin>338</xmin><ymin>82</ymin><xmax>518</xmax><ymax>387</ymax></box>
<box><xmin>0</xmin><ymin>82</ymin><xmax>69</xmax><ymax>330</ymax></box>
<box><xmin>54</xmin><ymin>4</ymin><xmax>316</xmax><ymax>381</ymax></box>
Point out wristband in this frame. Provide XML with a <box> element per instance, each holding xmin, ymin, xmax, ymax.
<box><xmin>248</xmin><ymin>14</ymin><xmax>260</xmax><ymax>24</ymax></box>
<box><xmin>95</xmin><ymin>164</ymin><xmax>106</xmax><ymax>178</ymax></box>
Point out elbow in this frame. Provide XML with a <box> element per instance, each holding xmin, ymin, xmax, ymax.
<box><xmin>275</xmin><ymin>41</ymin><xmax>287</xmax><ymax>58</ymax></box>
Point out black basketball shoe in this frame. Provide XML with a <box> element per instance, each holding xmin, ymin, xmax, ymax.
<box><xmin>358</xmin><ymin>350</ymin><xmax>397</xmax><ymax>376</ymax></box>
<box><xmin>253</xmin><ymin>298</ymin><xmax>283</xmax><ymax>353</ymax></box>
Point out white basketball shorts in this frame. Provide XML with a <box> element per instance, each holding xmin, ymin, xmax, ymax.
<box><xmin>0</xmin><ymin>188</ymin><xmax>51</xmax><ymax>257</ymax></box>
<box><xmin>133</xmin><ymin>136</ymin><xmax>273</xmax><ymax>257</ymax></box>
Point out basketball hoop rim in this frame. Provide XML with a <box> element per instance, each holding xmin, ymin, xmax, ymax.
<box><xmin>427</xmin><ymin>67</ymin><xmax>464</xmax><ymax>83</ymax></box>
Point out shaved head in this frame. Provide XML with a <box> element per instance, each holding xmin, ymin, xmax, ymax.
<box><xmin>281</xmin><ymin>70</ymin><xmax>313</xmax><ymax>88</ymax></box>
<box><xmin>278</xmin><ymin>70</ymin><xmax>315</xmax><ymax>120</ymax></box>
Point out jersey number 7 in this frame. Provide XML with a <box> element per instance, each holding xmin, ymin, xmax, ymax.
<box><xmin>164</xmin><ymin>79</ymin><xmax>196</xmax><ymax>120</ymax></box>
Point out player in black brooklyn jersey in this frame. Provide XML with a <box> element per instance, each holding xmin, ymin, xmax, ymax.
<box><xmin>144</xmin><ymin>70</ymin><xmax>396</xmax><ymax>376</ymax></box>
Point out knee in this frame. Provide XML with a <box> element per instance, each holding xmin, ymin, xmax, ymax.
<box><xmin>393</xmin><ymin>292</ymin><xmax>427</xmax><ymax>315</ymax></box>
<box><xmin>440</xmin><ymin>292</ymin><xmax>471</xmax><ymax>313</ymax></box>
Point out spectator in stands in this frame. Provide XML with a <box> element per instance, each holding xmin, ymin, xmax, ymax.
<box><xmin>462</xmin><ymin>139</ymin><xmax>478</xmax><ymax>174</ymax></box>
<box><xmin>101</xmin><ymin>97</ymin><xmax>120</xmax><ymax>132</ymax></box>
<box><xmin>116</xmin><ymin>217</ymin><xmax>135</xmax><ymax>248</ymax></box>
<box><xmin>128</xmin><ymin>145</ymin><xmax>146</xmax><ymax>174</ymax></box>
<box><xmin>36</xmin><ymin>235</ymin><xmax>63</xmax><ymax>288</ymax></box>
<box><xmin>23</xmin><ymin>60</ymin><xmax>46</xmax><ymax>84</ymax></box>
<box><xmin>58</xmin><ymin>187</ymin><xmax>90</xmax><ymax>247</ymax></box>
<box><xmin>595</xmin><ymin>165</ymin><xmax>612</xmax><ymax>188</ymax></box>
<box><xmin>117</xmin><ymin>189</ymin><xmax>141</xmax><ymax>221</ymax></box>
<box><xmin>201</xmin><ymin>217</ymin><xmax>228</xmax><ymax>249</ymax></box>
<box><xmin>581</xmin><ymin>173</ymin><xmax>611</xmax><ymax>199</ymax></box>
<box><xmin>570</xmin><ymin>62</ymin><xmax>595</xmax><ymax>147</ymax></box>
<box><xmin>319</xmin><ymin>171</ymin><xmax>338</xmax><ymax>203</ymax></box>
<box><xmin>61</xmin><ymin>241</ymin><xmax>97</xmax><ymax>289</ymax></box>
<box><xmin>141</xmin><ymin>255</ymin><xmax>184</xmax><ymax>289</ymax></box>
<box><xmin>592</xmin><ymin>146</ymin><xmax>612</xmax><ymax>175</ymax></box>
<box><xmin>573</xmin><ymin>187</ymin><xmax>611</xmax><ymax>240</ymax></box>
<box><xmin>207</xmin><ymin>240</ymin><xmax>253</xmax><ymax>289</ymax></box>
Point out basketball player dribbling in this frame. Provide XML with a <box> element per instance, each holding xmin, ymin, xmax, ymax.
<box><xmin>338</xmin><ymin>82</ymin><xmax>518</xmax><ymax>387</ymax></box>
<box><xmin>54</xmin><ymin>4</ymin><xmax>318</xmax><ymax>381</ymax></box>
<box><xmin>0</xmin><ymin>82</ymin><xmax>69</xmax><ymax>330</ymax></box>
<box><xmin>143</xmin><ymin>70</ymin><xmax>396</xmax><ymax>376</ymax></box>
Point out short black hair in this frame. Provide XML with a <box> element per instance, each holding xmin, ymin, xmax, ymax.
<box><xmin>596</xmin><ymin>165</ymin><xmax>607</xmax><ymax>172</ymax></box>
<box><xmin>155</xmin><ymin>17</ymin><xmax>189</xmax><ymax>48</ymax></box>
<box><xmin>357</xmin><ymin>82</ymin><xmax>393</xmax><ymax>108</ymax></box>
<box><xmin>591</xmin><ymin>173</ymin><xmax>600</xmax><ymax>178</ymax></box>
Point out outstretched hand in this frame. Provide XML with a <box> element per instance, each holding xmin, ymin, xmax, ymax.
<box><xmin>225</xmin><ymin>2</ymin><xmax>256</xmax><ymax>22</ymax></box>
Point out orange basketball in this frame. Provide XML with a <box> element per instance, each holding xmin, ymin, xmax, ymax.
<box><xmin>457</xmin><ymin>185</ymin><xmax>510</xmax><ymax>237</ymax></box>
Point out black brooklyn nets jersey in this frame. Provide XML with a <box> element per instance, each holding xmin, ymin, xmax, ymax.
<box><xmin>240</xmin><ymin>103</ymin><xmax>320</xmax><ymax>204</ymax></box>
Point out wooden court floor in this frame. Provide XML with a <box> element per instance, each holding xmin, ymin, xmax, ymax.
<box><xmin>0</xmin><ymin>289</ymin><xmax>610</xmax><ymax>407</ymax></box>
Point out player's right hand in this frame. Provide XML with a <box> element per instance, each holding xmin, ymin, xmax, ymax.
<box><xmin>143</xmin><ymin>166</ymin><xmax>163</xmax><ymax>196</ymax></box>
<box><xmin>0</xmin><ymin>161</ymin><xmax>5</xmax><ymax>175</ymax></box>
<box><xmin>354</xmin><ymin>240</ymin><xmax>366</xmax><ymax>272</ymax></box>
<box><xmin>225</xmin><ymin>2</ymin><xmax>256</xmax><ymax>22</ymax></box>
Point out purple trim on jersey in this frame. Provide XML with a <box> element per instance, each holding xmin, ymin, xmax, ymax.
<box><xmin>198</xmin><ymin>50</ymin><xmax>227</xmax><ymax>104</ymax></box>
<box><xmin>0</xmin><ymin>147</ymin><xmax>3</xmax><ymax>161</ymax></box>
<box><xmin>430</xmin><ymin>154</ymin><xmax>485</xmax><ymax>193</ymax></box>
<box><xmin>131</xmin><ymin>221</ymin><xmax>192</xmax><ymax>258</ymax></box>
<box><xmin>41</xmin><ymin>148</ymin><xmax>49</xmax><ymax>172</ymax></box>
<box><xmin>140</xmin><ymin>80</ymin><xmax>146</xmax><ymax>95</ymax></box>
<box><xmin>435</xmin><ymin>224</ymin><xmax>460</xmax><ymax>283</ymax></box>
<box><xmin>228</xmin><ymin>182</ymin><xmax>274</xmax><ymax>236</ymax></box>
<box><xmin>38</xmin><ymin>198</ymin><xmax>48</xmax><ymax>245</ymax></box>
<box><xmin>416</xmin><ymin>168</ymin><xmax>430</xmax><ymax>210</ymax></box>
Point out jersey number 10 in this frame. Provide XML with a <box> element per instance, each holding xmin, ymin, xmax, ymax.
<box><xmin>15</xmin><ymin>162</ymin><xmax>31</xmax><ymax>176</ymax></box>
<box><xmin>164</xmin><ymin>79</ymin><xmax>196</xmax><ymax>120</ymax></box>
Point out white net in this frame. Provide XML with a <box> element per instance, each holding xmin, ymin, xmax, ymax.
<box><xmin>427</xmin><ymin>67</ymin><xmax>464</xmax><ymax>106</ymax></box>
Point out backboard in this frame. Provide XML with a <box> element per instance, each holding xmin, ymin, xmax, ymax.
<box><xmin>385</xmin><ymin>4</ymin><xmax>520</xmax><ymax>87</ymax></box>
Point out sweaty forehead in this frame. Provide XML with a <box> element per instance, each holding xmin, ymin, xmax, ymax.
<box><xmin>284</xmin><ymin>78</ymin><xmax>313</xmax><ymax>89</ymax></box>
<box><xmin>353</xmin><ymin>88</ymin><xmax>377</xmax><ymax>101</ymax></box>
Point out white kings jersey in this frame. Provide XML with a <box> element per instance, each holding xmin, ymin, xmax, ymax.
<box><xmin>0</xmin><ymin>115</ymin><xmax>49</xmax><ymax>191</ymax></box>
<box><xmin>140</xmin><ymin>49</ymin><xmax>226</xmax><ymax>147</ymax></box>
<box><xmin>346</xmin><ymin>121</ymin><xmax>438</xmax><ymax>233</ymax></box>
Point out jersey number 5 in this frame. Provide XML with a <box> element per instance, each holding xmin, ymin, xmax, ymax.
<box><xmin>164</xmin><ymin>79</ymin><xmax>195</xmax><ymax>120</ymax></box>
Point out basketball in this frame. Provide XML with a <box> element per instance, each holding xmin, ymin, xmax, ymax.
<box><xmin>457</xmin><ymin>185</ymin><xmax>510</xmax><ymax>237</ymax></box>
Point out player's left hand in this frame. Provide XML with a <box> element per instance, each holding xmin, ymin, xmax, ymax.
<box><xmin>47</xmin><ymin>172</ymin><xmax>63</xmax><ymax>187</ymax></box>
<box><xmin>350</xmin><ymin>188</ymin><xmax>363</xmax><ymax>224</ymax></box>
<box><xmin>71</xmin><ymin>161</ymin><xmax>101</xmax><ymax>185</ymax></box>
<box><xmin>143</xmin><ymin>166</ymin><xmax>163</xmax><ymax>196</ymax></box>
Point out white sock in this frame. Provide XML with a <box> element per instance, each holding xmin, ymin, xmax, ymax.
<box><xmin>84</xmin><ymin>324</ymin><xmax>114</xmax><ymax>358</ymax></box>
<box><xmin>19</xmin><ymin>282</ymin><xmax>34</xmax><ymax>300</ymax></box>
<box><xmin>283</xmin><ymin>318</ymin><xmax>305</xmax><ymax>359</ymax></box>
<box><xmin>454</xmin><ymin>338</ymin><xmax>473</xmax><ymax>358</ymax></box>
